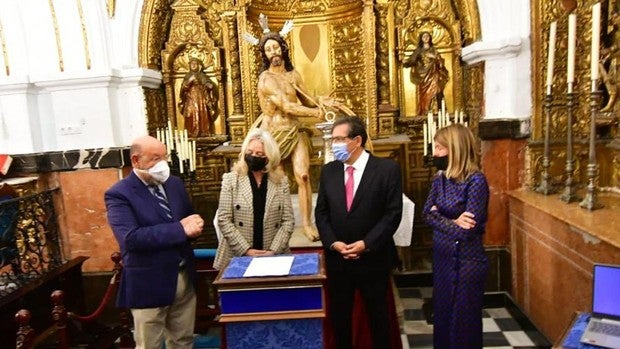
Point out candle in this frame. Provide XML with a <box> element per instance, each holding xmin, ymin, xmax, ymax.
<box><xmin>179</xmin><ymin>130</ymin><xmax>185</xmax><ymax>161</ymax></box>
<box><xmin>546</xmin><ymin>21</ymin><xmax>557</xmax><ymax>95</ymax></box>
<box><xmin>423</xmin><ymin>123</ymin><xmax>428</xmax><ymax>156</ymax></box>
<box><xmin>567</xmin><ymin>14</ymin><xmax>577</xmax><ymax>91</ymax></box>
<box><xmin>163</xmin><ymin>128</ymin><xmax>170</xmax><ymax>154</ymax></box>
<box><xmin>178</xmin><ymin>132</ymin><xmax>184</xmax><ymax>174</ymax></box>
<box><xmin>427</xmin><ymin>111</ymin><xmax>433</xmax><ymax>133</ymax></box>
<box><xmin>431</xmin><ymin>121</ymin><xmax>436</xmax><ymax>151</ymax></box>
<box><xmin>174</xmin><ymin>129</ymin><xmax>180</xmax><ymax>156</ymax></box>
<box><xmin>192</xmin><ymin>140</ymin><xmax>197</xmax><ymax>171</ymax></box>
<box><xmin>591</xmin><ymin>2</ymin><xmax>601</xmax><ymax>90</ymax></box>
<box><xmin>183</xmin><ymin>129</ymin><xmax>189</xmax><ymax>163</ymax></box>
<box><xmin>441</xmin><ymin>100</ymin><xmax>446</xmax><ymax>120</ymax></box>
<box><xmin>167</xmin><ymin>123</ymin><xmax>173</xmax><ymax>155</ymax></box>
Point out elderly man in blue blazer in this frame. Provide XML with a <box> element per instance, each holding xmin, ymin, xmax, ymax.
<box><xmin>105</xmin><ymin>135</ymin><xmax>204</xmax><ymax>349</ymax></box>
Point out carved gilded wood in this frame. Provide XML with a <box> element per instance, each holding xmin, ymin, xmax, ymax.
<box><xmin>530</xmin><ymin>0</ymin><xmax>619</xmax><ymax>188</ymax></box>
<box><xmin>138</xmin><ymin>0</ymin><xmax>173</xmax><ymax>70</ymax></box>
<box><xmin>144</xmin><ymin>87</ymin><xmax>168</xmax><ymax>133</ymax></box>
<box><xmin>161</xmin><ymin>0</ymin><xmax>226</xmax><ymax>136</ymax></box>
<box><xmin>239</xmin><ymin>0</ymin><xmax>377</xmax><ymax>135</ymax></box>
<box><xmin>137</xmin><ymin>0</ymin><xmax>485</xmax><ymax>255</ymax></box>
<box><xmin>395</xmin><ymin>0</ymin><xmax>462</xmax><ymax>118</ymax></box>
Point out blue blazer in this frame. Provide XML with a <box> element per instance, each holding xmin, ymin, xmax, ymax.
<box><xmin>105</xmin><ymin>171</ymin><xmax>196</xmax><ymax>308</ymax></box>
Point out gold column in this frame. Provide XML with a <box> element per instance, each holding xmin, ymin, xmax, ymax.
<box><xmin>223</xmin><ymin>11</ymin><xmax>247</xmax><ymax>145</ymax></box>
<box><xmin>375</xmin><ymin>0</ymin><xmax>397</xmax><ymax>137</ymax></box>
<box><xmin>375</xmin><ymin>1</ymin><xmax>390</xmax><ymax>106</ymax></box>
<box><xmin>362</xmin><ymin>0</ymin><xmax>378</xmax><ymax>138</ymax></box>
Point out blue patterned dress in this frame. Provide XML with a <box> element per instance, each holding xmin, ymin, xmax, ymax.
<box><xmin>423</xmin><ymin>171</ymin><xmax>489</xmax><ymax>349</ymax></box>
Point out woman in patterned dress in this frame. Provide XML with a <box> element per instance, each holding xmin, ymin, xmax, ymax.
<box><xmin>423</xmin><ymin>124</ymin><xmax>490</xmax><ymax>349</ymax></box>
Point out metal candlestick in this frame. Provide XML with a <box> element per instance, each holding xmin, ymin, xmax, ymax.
<box><xmin>579</xmin><ymin>89</ymin><xmax>604</xmax><ymax>210</ymax></box>
<box><xmin>560</xmin><ymin>91</ymin><xmax>580</xmax><ymax>203</ymax></box>
<box><xmin>423</xmin><ymin>142</ymin><xmax>434</xmax><ymax>168</ymax></box>
<box><xmin>316</xmin><ymin>112</ymin><xmax>336</xmax><ymax>164</ymax></box>
<box><xmin>169</xmin><ymin>150</ymin><xmax>196</xmax><ymax>185</ymax></box>
<box><xmin>169</xmin><ymin>149</ymin><xmax>180</xmax><ymax>176</ymax></box>
<box><xmin>536</xmin><ymin>93</ymin><xmax>557</xmax><ymax>194</ymax></box>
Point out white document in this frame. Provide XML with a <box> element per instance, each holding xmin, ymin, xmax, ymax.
<box><xmin>243</xmin><ymin>255</ymin><xmax>295</xmax><ymax>277</ymax></box>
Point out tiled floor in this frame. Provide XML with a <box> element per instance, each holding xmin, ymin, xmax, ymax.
<box><xmin>195</xmin><ymin>280</ymin><xmax>553</xmax><ymax>349</ymax></box>
<box><xmin>396</xmin><ymin>286</ymin><xmax>552</xmax><ymax>349</ymax></box>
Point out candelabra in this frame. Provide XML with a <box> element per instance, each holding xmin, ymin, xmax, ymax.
<box><xmin>421</xmin><ymin>110</ymin><xmax>468</xmax><ymax>169</ymax></box>
<box><xmin>169</xmin><ymin>150</ymin><xmax>196</xmax><ymax>187</ymax></box>
<box><xmin>536</xmin><ymin>94</ymin><xmax>557</xmax><ymax>194</ymax></box>
<box><xmin>579</xmin><ymin>89</ymin><xmax>604</xmax><ymax>210</ymax></box>
<box><xmin>316</xmin><ymin>111</ymin><xmax>336</xmax><ymax>164</ymax></box>
<box><xmin>560</xmin><ymin>91</ymin><xmax>580</xmax><ymax>203</ymax></box>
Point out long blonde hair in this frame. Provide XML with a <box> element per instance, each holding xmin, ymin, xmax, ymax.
<box><xmin>232</xmin><ymin>129</ymin><xmax>285</xmax><ymax>182</ymax></box>
<box><xmin>434</xmin><ymin>124</ymin><xmax>480</xmax><ymax>181</ymax></box>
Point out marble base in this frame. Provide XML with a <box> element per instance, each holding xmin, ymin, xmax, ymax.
<box><xmin>509</xmin><ymin>189</ymin><xmax>620</xmax><ymax>342</ymax></box>
<box><xmin>289</xmin><ymin>226</ymin><xmax>322</xmax><ymax>249</ymax></box>
<box><xmin>289</xmin><ymin>193</ymin><xmax>322</xmax><ymax>249</ymax></box>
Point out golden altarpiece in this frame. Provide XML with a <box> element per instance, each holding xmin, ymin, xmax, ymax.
<box><xmin>136</xmin><ymin>0</ymin><xmax>620</xmax><ymax>270</ymax></box>
<box><xmin>136</xmin><ymin>0</ymin><xmax>482</xmax><ymax>269</ymax></box>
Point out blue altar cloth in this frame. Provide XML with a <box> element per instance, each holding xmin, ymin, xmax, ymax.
<box><xmin>561</xmin><ymin>313</ymin><xmax>606</xmax><ymax>349</ymax></box>
<box><xmin>222</xmin><ymin>252</ymin><xmax>319</xmax><ymax>279</ymax></box>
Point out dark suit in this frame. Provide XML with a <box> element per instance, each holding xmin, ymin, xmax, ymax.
<box><xmin>105</xmin><ymin>171</ymin><xmax>196</xmax><ymax>309</ymax></box>
<box><xmin>315</xmin><ymin>153</ymin><xmax>403</xmax><ymax>349</ymax></box>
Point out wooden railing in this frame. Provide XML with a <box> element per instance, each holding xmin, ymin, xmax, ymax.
<box><xmin>14</xmin><ymin>253</ymin><xmax>134</xmax><ymax>349</ymax></box>
<box><xmin>2</xmin><ymin>191</ymin><xmax>133</xmax><ymax>348</ymax></box>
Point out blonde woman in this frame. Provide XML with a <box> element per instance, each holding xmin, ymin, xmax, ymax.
<box><xmin>214</xmin><ymin>129</ymin><xmax>294</xmax><ymax>270</ymax></box>
<box><xmin>423</xmin><ymin>124</ymin><xmax>489</xmax><ymax>349</ymax></box>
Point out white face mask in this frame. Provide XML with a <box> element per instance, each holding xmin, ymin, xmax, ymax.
<box><xmin>138</xmin><ymin>160</ymin><xmax>170</xmax><ymax>184</ymax></box>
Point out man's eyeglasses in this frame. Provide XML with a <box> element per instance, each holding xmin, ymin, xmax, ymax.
<box><xmin>331</xmin><ymin>136</ymin><xmax>351</xmax><ymax>143</ymax></box>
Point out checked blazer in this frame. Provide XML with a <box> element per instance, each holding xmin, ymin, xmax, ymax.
<box><xmin>213</xmin><ymin>171</ymin><xmax>294</xmax><ymax>270</ymax></box>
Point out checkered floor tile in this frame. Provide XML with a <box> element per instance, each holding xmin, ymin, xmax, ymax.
<box><xmin>397</xmin><ymin>287</ymin><xmax>552</xmax><ymax>349</ymax></box>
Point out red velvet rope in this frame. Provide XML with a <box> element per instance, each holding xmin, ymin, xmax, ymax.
<box><xmin>68</xmin><ymin>273</ymin><xmax>118</xmax><ymax>322</ymax></box>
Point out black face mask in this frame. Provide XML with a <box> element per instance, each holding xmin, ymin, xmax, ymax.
<box><xmin>244</xmin><ymin>154</ymin><xmax>268</xmax><ymax>172</ymax></box>
<box><xmin>433</xmin><ymin>155</ymin><xmax>449</xmax><ymax>171</ymax></box>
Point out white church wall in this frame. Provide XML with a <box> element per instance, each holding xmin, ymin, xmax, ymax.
<box><xmin>0</xmin><ymin>0</ymin><xmax>158</xmax><ymax>155</ymax></box>
<box><xmin>1</xmin><ymin>0</ymin><xmax>536</xmax><ymax>154</ymax></box>
<box><xmin>462</xmin><ymin>0</ymin><xmax>532</xmax><ymax>122</ymax></box>
<box><xmin>0</xmin><ymin>78</ymin><xmax>42</xmax><ymax>153</ymax></box>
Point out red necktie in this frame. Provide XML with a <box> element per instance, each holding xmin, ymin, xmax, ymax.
<box><xmin>345</xmin><ymin>166</ymin><xmax>355</xmax><ymax>211</ymax></box>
